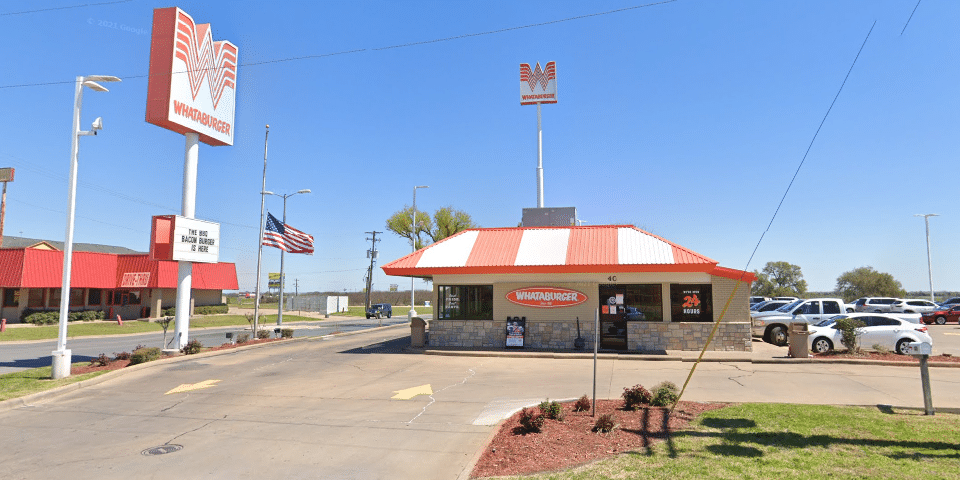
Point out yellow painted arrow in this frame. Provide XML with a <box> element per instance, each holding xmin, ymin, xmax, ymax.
<box><xmin>165</xmin><ymin>379</ymin><xmax>221</xmax><ymax>395</ymax></box>
<box><xmin>391</xmin><ymin>384</ymin><xmax>433</xmax><ymax>400</ymax></box>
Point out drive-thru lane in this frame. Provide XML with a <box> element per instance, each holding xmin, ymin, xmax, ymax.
<box><xmin>2</xmin><ymin>328</ymin><xmax>959</xmax><ymax>480</ymax></box>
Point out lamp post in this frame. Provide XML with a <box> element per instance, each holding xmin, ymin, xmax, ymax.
<box><xmin>53</xmin><ymin>74</ymin><xmax>121</xmax><ymax>380</ymax></box>
<box><xmin>264</xmin><ymin>189</ymin><xmax>311</xmax><ymax>326</ymax></box>
<box><xmin>410</xmin><ymin>185</ymin><xmax>428</xmax><ymax>319</ymax></box>
<box><xmin>914</xmin><ymin>213</ymin><xmax>939</xmax><ymax>302</ymax></box>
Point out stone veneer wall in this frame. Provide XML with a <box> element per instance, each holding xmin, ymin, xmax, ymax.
<box><xmin>627</xmin><ymin>322</ymin><xmax>752</xmax><ymax>351</ymax></box>
<box><xmin>429</xmin><ymin>319</ymin><xmax>598</xmax><ymax>349</ymax></box>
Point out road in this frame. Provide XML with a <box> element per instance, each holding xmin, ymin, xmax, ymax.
<box><xmin>0</xmin><ymin>316</ymin><xmax>417</xmax><ymax>374</ymax></box>
<box><xmin>2</xmin><ymin>327</ymin><xmax>959</xmax><ymax>480</ymax></box>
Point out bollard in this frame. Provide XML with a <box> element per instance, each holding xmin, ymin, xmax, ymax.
<box><xmin>1</xmin><ymin>318</ymin><xmax>5</xmax><ymax>332</ymax></box>
<box><xmin>117</xmin><ymin>315</ymin><xmax>123</xmax><ymax>326</ymax></box>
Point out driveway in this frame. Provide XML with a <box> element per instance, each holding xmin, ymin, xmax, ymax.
<box><xmin>2</xmin><ymin>328</ymin><xmax>959</xmax><ymax>480</ymax></box>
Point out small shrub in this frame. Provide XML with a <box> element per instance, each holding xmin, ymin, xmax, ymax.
<box><xmin>162</xmin><ymin>307</ymin><xmax>176</xmax><ymax>316</ymax></box>
<box><xmin>872</xmin><ymin>344</ymin><xmax>891</xmax><ymax>354</ymax></box>
<box><xmin>650</xmin><ymin>381</ymin><xmax>680</xmax><ymax>407</ymax></box>
<box><xmin>181</xmin><ymin>339</ymin><xmax>203</xmax><ymax>355</ymax></box>
<box><xmin>130</xmin><ymin>347</ymin><xmax>162</xmax><ymax>365</ymax></box>
<box><xmin>281</xmin><ymin>328</ymin><xmax>294</xmax><ymax>338</ymax></box>
<box><xmin>89</xmin><ymin>353</ymin><xmax>110</xmax><ymax>367</ymax></box>
<box><xmin>592</xmin><ymin>413</ymin><xmax>617</xmax><ymax>433</ymax></box>
<box><xmin>256</xmin><ymin>329</ymin><xmax>271</xmax><ymax>339</ymax></box>
<box><xmin>518</xmin><ymin>407</ymin><xmax>545</xmax><ymax>433</ymax></box>
<box><xmin>538</xmin><ymin>400</ymin><xmax>564</xmax><ymax>421</ymax></box>
<box><xmin>622</xmin><ymin>384</ymin><xmax>652</xmax><ymax>410</ymax></box>
<box><xmin>114</xmin><ymin>351</ymin><xmax>131</xmax><ymax>361</ymax></box>
<box><xmin>195</xmin><ymin>304</ymin><xmax>228</xmax><ymax>315</ymax></box>
<box><xmin>573</xmin><ymin>395</ymin><xmax>591</xmax><ymax>412</ymax></box>
<box><xmin>236</xmin><ymin>333</ymin><xmax>250</xmax><ymax>344</ymax></box>
<box><xmin>836</xmin><ymin>317</ymin><xmax>866</xmax><ymax>353</ymax></box>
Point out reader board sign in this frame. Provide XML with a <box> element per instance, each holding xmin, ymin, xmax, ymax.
<box><xmin>519</xmin><ymin>61</ymin><xmax>557</xmax><ymax>105</ymax></box>
<box><xmin>506</xmin><ymin>287</ymin><xmax>586</xmax><ymax>308</ymax></box>
<box><xmin>150</xmin><ymin>215</ymin><xmax>220</xmax><ymax>263</ymax></box>
<box><xmin>121</xmin><ymin>272</ymin><xmax>151</xmax><ymax>288</ymax></box>
<box><xmin>146</xmin><ymin>7</ymin><xmax>238</xmax><ymax>146</ymax></box>
<box><xmin>0</xmin><ymin>168</ymin><xmax>14</xmax><ymax>182</ymax></box>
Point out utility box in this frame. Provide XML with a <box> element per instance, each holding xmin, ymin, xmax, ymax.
<box><xmin>904</xmin><ymin>342</ymin><xmax>932</xmax><ymax>356</ymax></box>
<box><xmin>410</xmin><ymin>317</ymin><xmax>427</xmax><ymax>348</ymax></box>
<box><xmin>788</xmin><ymin>322</ymin><xmax>809</xmax><ymax>358</ymax></box>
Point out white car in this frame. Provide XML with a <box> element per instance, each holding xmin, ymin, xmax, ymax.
<box><xmin>889</xmin><ymin>299</ymin><xmax>939</xmax><ymax>314</ymax></box>
<box><xmin>807</xmin><ymin>313</ymin><xmax>933</xmax><ymax>355</ymax></box>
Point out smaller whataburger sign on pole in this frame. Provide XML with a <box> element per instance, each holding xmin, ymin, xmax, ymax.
<box><xmin>520</xmin><ymin>62</ymin><xmax>557</xmax><ymax>105</ymax></box>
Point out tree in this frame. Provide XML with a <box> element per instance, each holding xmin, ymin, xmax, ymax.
<box><xmin>386</xmin><ymin>206</ymin><xmax>477</xmax><ymax>250</ymax></box>
<box><xmin>835</xmin><ymin>267</ymin><xmax>904</xmax><ymax>301</ymax></box>
<box><xmin>751</xmin><ymin>261</ymin><xmax>807</xmax><ymax>297</ymax></box>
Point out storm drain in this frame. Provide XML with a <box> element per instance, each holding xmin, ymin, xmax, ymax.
<box><xmin>141</xmin><ymin>444</ymin><xmax>183</xmax><ymax>456</ymax></box>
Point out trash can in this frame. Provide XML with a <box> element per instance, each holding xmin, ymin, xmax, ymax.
<box><xmin>788</xmin><ymin>322</ymin><xmax>809</xmax><ymax>358</ymax></box>
<box><xmin>410</xmin><ymin>317</ymin><xmax>427</xmax><ymax>348</ymax></box>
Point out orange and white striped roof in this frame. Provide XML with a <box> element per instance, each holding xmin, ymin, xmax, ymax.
<box><xmin>382</xmin><ymin>225</ymin><xmax>752</xmax><ymax>280</ymax></box>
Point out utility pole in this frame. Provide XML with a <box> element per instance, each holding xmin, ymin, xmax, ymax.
<box><xmin>294</xmin><ymin>278</ymin><xmax>300</xmax><ymax>315</ymax></box>
<box><xmin>364</xmin><ymin>231</ymin><xmax>381</xmax><ymax>312</ymax></box>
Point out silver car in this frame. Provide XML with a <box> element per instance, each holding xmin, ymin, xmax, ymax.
<box><xmin>854</xmin><ymin>297</ymin><xmax>898</xmax><ymax>313</ymax></box>
<box><xmin>889</xmin><ymin>299</ymin><xmax>939</xmax><ymax>314</ymax></box>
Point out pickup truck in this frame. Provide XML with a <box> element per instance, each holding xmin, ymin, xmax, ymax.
<box><xmin>751</xmin><ymin>298</ymin><xmax>846</xmax><ymax>346</ymax></box>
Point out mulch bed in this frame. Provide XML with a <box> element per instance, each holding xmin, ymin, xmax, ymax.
<box><xmin>471</xmin><ymin>399</ymin><xmax>728</xmax><ymax>478</ymax></box>
<box><xmin>70</xmin><ymin>338</ymin><xmax>285</xmax><ymax>375</ymax></box>
<box><xmin>813</xmin><ymin>351</ymin><xmax>960</xmax><ymax>363</ymax></box>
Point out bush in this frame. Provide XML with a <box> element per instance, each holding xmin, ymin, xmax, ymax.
<box><xmin>836</xmin><ymin>317</ymin><xmax>866</xmax><ymax>353</ymax></box>
<box><xmin>573</xmin><ymin>395</ymin><xmax>591</xmax><ymax>412</ymax></box>
<box><xmin>236</xmin><ymin>333</ymin><xmax>250</xmax><ymax>344</ymax></box>
<box><xmin>89</xmin><ymin>353</ymin><xmax>110</xmax><ymax>367</ymax></box>
<box><xmin>181</xmin><ymin>339</ymin><xmax>203</xmax><ymax>355</ymax></box>
<box><xmin>518</xmin><ymin>407</ymin><xmax>545</xmax><ymax>433</ymax></box>
<box><xmin>539</xmin><ymin>400</ymin><xmax>564</xmax><ymax>421</ymax></box>
<box><xmin>650</xmin><ymin>381</ymin><xmax>680</xmax><ymax>407</ymax></box>
<box><xmin>129</xmin><ymin>347</ymin><xmax>162</xmax><ymax>365</ymax></box>
<box><xmin>114</xmin><ymin>351</ymin><xmax>131</xmax><ymax>361</ymax></box>
<box><xmin>256</xmin><ymin>329</ymin><xmax>271</xmax><ymax>339</ymax></box>
<box><xmin>195</xmin><ymin>304</ymin><xmax>228</xmax><ymax>315</ymax></box>
<box><xmin>593</xmin><ymin>413</ymin><xmax>617</xmax><ymax>433</ymax></box>
<box><xmin>281</xmin><ymin>328</ymin><xmax>294</xmax><ymax>338</ymax></box>
<box><xmin>21</xmin><ymin>309</ymin><xmax>105</xmax><ymax>325</ymax></box>
<box><xmin>622</xmin><ymin>384</ymin><xmax>652</xmax><ymax>410</ymax></box>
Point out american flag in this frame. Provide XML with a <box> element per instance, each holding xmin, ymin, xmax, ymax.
<box><xmin>263</xmin><ymin>212</ymin><xmax>314</xmax><ymax>254</ymax></box>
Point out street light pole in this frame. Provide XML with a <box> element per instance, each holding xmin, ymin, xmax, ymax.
<box><xmin>53</xmin><ymin>74</ymin><xmax>120</xmax><ymax>380</ymax></box>
<box><xmin>410</xmin><ymin>185</ymin><xmax>428</xmax><ymax>319</ymax></box>
<box><xmin>264</xmin><ymin>189</ymin><xmax>311</xmax><ymax>326</ymax></box>
<box><xmin>914</xmin><ymin>213</ymin><xmax>939</xmax><ymax>302</ymax></box>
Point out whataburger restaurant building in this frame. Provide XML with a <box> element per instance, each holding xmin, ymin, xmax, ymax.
<box><xmin>383</xmin><ymin>225</ymin><xmax>756</xmax><ymax>352</ymax></box>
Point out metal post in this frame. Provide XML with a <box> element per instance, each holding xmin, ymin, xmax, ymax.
<box><xmin>254</xmin><ymin>126</ymin><xmax>269</xmax><ymax>335</ymax></box>
<box><xmin>277</xmin><ymin>196</ymin><xmax>287</xmax><ymax>326</ymax></box>
<box><xmin>592</xmin><ymin>307</ymin><xmax>598</xmax><ymax>417</ymax></box>
<box><xmin>919</xmin><ymin>355</ymin><xmax>934</xmax><ymax>415</ymax></box>
<box><xmin>536</xmin><ymin>103</ymin><xmax>544</xmax><ymax>208</ymax></box>
<box><xmin>0</xmin><ymin>181</ymin><xmax>7</xmax><ymax>248</ymax></box>
<box><xmin>410</xmin><ymin>185</ymin><xmax>427</xmax><ymax>319</ymax></box>
<box><xmin>171</xmin><ymin>132</ymin><xmax>199</xmax><ymax>351</ymax></box>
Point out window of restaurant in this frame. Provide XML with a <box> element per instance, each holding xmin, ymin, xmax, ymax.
<box><xmin>3</xmin><ymin>289</ymin><xmax>20</xmax><ymax>307</ymax></box>
<box><xmin>109</xmin><ymin>290</ymin><xmax>142</xmax><ymax>306</ymax></box>
<box><xmin>669</xmin><ymin>284</ymin><xmax>713</xmax><ymax>322</ymax></box>
<box><xmin>70</xmin><ymin>288</ymin><xmax>85</xmax><ymax>307</ymax></box>
<box><xmin>598</xmin><ymin>284</ymin><xmax>663</xmax><ymax>350</ymax></box>
<box><xmin>49</xmin><ymin>288</ymin><xmax>61</xmax><ymax>309</ymax></box>
<box><xmin>438</xmin><ymin>285</ymin><xmax>493</xmax><ymax>320</ymax></box>
<box><xmin>27</xmin><ymin>289</ymin><xmax>44</xmax><ymax>308</ymax></box>
<box><xmin>87</xmin><ymin>289</ymin><xmax>102</xmax><ymax>306</ymax></box>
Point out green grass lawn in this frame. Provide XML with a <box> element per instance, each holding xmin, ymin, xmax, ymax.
<box><xmin>0</xmin><ymin>314</ymin><xmax>322</xmax><ymax>342</ymax></box>
<box><xmin>513</xmin><ymin>403</ymin><xmax>960</xmax><ymax>480</ymax></box>
<box><xmin>0</xmin><ymin>363</ymin><xmax>113</xmax><ymax>402</ymax></box>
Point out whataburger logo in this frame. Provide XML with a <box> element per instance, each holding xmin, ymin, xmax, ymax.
<box><xmin>519</xmin><ymin>61</ymin><xmax>557</xmax><ymax>104</ymax></box>
<box><xmin>174</xmin><ymin>11</ymin><xmax>236</xmax><ymax>109</ymax></box>
<box><xmin>506</xmin><ymin>287</ymin><xmax>587</xmax><ymax>308</ymax></box>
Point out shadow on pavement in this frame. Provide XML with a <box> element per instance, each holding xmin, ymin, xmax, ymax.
<box><xmin>338</xmin><ymin>336</ymin><xmax>411</xmax><ymax>355</ymax></box>
<box><xmin>1</xmin><ymin>355</ymin><xmax>98</xmax><ymax>370</ymax></box>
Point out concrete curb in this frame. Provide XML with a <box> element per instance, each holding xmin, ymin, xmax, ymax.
<box><xmin>0</xmin><ymin>323</ymin><xmax>407</xmax><ymax>413</ymax></box>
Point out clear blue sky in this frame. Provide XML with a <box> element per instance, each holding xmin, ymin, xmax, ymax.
<box><xmin>0</xmin><ymin>0</ymin><xmax>956</xmax><ymax>295</ymax></box>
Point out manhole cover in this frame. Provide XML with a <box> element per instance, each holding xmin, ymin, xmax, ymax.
<box><xmin>141</xmin><ymin>444</ymin><xmax>183</xmax><ymax>456</ymax></box>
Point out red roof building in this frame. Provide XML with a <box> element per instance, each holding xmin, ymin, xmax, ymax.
<box><xmin>0</xmin><ymin>245</ymin><xmax>237</xmax><ymax>323</ymax></box>
<box><xmin>383</xmin><ymin>225</ymin><xmax>755</xmax><ymax>352</ymax></box>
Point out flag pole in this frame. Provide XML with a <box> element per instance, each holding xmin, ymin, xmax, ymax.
<box><xmin>253</xmin><ymin>125</ymin><xmax>269</xmax><ymax>335</ymax></box>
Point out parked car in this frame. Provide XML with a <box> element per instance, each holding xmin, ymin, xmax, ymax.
<box><xmin>938</xmin><ymin>297</ymin><xmax>960</xmax><ymax>308</ymax></box>
<box><xmin>772</xmin><ymin>296</ymin><xmax>799</xmax><ymax>302</ymax></box>
<box><xmin>920</xmin><ymin>304</ymin><xmax>960</xmax><ymax>325</ymax></box>
<box><xmin>853</xmin><ymin>297</ymin><xmax>898</xmax><ymax>313</ymax></box>
<box><xmin>751</xmin><ymin>298</ymin><xmax>846</xmax><ymax>346</ymax></box>
<box><xmin>750</xmin><ymin>296</ymin><xmax>771</xmax><ymax>305</ymax></box>
<box><xmin>889</xmin><ymin>299</ymin><xmax>939</xmax><ymax>314</ymax></box>
<box><xmin>750</xmin><ymin>300</ymin><xmax>792</xmax><ymax>314</ymax></box>
<box><xmin>365</xmin><ymin>303</ymin><xmax>392</xmax><ymax>319</ymax></box>
<box><xmin>807</xmin><ymin>313</ymin><xmax>933</xmax><ymax>355</ymax></box>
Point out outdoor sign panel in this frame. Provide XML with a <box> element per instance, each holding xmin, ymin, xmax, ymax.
<box><xmin>268</xmin><ymin>273</ymin><xmax>282</xmax><ymax>288</ymax></box>
<box><xmin>0</xmin><ymin>168</ymin><xmax>14</xmax><ymax>182</ymax></box>
<box><xmin>146</xmin><ymin>7</ymin><xmax>238</xmax><ymax>146</ymax></box>
<box><xmin>150</xmin><ymin>215</ymin><xmax>220</xmax><ymax>263</ymax></box>
<box><xmin>506</xmin><ymin>286</ymin><xmax>587</xmax><ymax>308</ymax></box>
<box><xmin>505</xmin><ymin>316</ymin><xmax>526</xmax><ymax>348</ymax></box>
<box><xmin>519</xmin><ymin>61</ymin><xmax>557</xmax><ymax>105</ymax></box>
<box><xmin>121</xmin><ymin>272</ymin><xmax>151</xmax><ymax>288</ymax></box>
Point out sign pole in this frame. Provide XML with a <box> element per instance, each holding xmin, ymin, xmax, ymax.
<box><xmin>171</xmin><ymin>132</ymin><xmax>199</xmax><ymax>351</ymax></box>
<box><xmin>254</xmin><ymin>126</ymin><xmax>269</xmax><ymax>336</ymax></box>
<box><xmin>536</xmin><ymin>102</ymin><xmax>544</xmax><ymax>208</ymax></box>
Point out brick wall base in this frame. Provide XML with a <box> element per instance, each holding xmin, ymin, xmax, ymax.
<box><xmin>628</xmin><ymin>322</ymin><xmax>752</xmax><ymax>351</ymax></box>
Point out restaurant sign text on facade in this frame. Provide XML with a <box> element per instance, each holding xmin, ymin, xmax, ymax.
<box><xmin>506</xmin><ymin>287</ymin><xmax>586</xmax><ymax>308</ymax></box>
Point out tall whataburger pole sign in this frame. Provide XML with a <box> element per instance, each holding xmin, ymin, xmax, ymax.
<box><xmin>520</xmin><ymin>62</ymin><xmax>557</xmax><ymax>209</ymax></box>
<box><xmin>146</xmin><ymin>7</ymin><xmax>236</xmax><ymax>350</ymax></box>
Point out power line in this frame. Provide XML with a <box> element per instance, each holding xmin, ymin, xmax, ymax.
<box><xmin>0</xmin><ymin>0</ymin><xmax>132</xmax><ymax>17</ymax></box>
<box><xmin>0</xmin><ymin>1</ymin><xmax>677</xmax><ymax>89</ymax></box>
<box><xmin>900</xmin><ymin>0</ymin><xmax>923</xmax><ymax>35</ymax></box>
